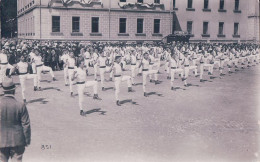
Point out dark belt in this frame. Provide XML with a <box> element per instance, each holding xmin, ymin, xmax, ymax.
<box><xmin>0</xmin><ymin>62</ymin><xmax>8</xmax><ymax>65</ymax></box>
<box><xmin>77</xmin><ymin>81</ymin><xmax>85</xmax><ymax>84</ymax></box>
<box><xmin>19</xmin><ymin>72</ymin><xmax>28</xmax><ymax>75</ymax></box>
<box><xmin>114</xmin><ymin>75</ymin><xmax>121</xmax><ymax>77</ymax></box>
<box><xmin>68</xmin><ymin>67</ymin><xmax>74</xmax><ymax>69</ymax></box>
<box><xmin>142</xmin><ymin>69</ymin><xmax>148</xmax><ymax>71</ymax></box>
<box><xmin>85</xmin><ymin>58</ymin><xmax>90</xmax><ymax>60</ymax></box>
<box><xmin>220</xmin><ymin>59</ymin><xmax>225</xmax><ymax>60</ymax></box>
<box><xmin>149</xmin><ymin>63</ymin><xmax>154</xmax><ymax>65</ymax></box>
<box><xmin>171</xmin><ymin>67</ymin><xmax>177</xmax><ymax>69</ymax></box>
<box><xmin>193</xmin><ymin>58</ymin><xmax>197</xmax><ymax>60</ymax></box>
<box><xmin>184</xmin><ymin>65</ymin><xmax>189</xmax><ymax>67</ymax></box>
<box><xmin>200</xmin><ymin>62</ymin><xmax>204</xmax><ymax>64</ymax></box>
<box><xmin>36</xmin><ymin>64</ymin><xmax>43</xmax><ymax>67</ymax></box>
<box><xmin>99</xmin><ymin>66</ymin><xmax>106</xmax><ymax>68</ymax></box>
<box><xmin>179</xmin><ymin>59</ymin><xmax>182</xmax><ymax>60</ymax></box>
<box><xmin>131</xmin><ymin>64</ymin><xmax>136</xmax><ymax>65</ymax></box>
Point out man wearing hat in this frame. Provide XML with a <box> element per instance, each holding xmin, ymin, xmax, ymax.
<box><xmin>0</xmin><ymin>77</ymin><xmax>31</xmax><ymax>162</ymax></box>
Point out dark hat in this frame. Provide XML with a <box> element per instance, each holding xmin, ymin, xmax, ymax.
<box><xmin>115</xmin><ymin>55</ymin><xmax>122</xmax><ymax>60</ymax></box>
<box><xmin>2</xmin><ymin>77</ymin><xmax>16</xmax><ymax>92</ymax></box>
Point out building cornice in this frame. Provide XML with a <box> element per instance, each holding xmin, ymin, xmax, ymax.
<box><xmin>17</xmin><ymin>5</ymin><xmax>172</xmax><ymax>17</ymax></box>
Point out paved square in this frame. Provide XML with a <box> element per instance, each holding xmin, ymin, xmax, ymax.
<box><xmin>4</xmin><ymin>64</ymin><xmax>260</xmax><ymax>162</ymax></box>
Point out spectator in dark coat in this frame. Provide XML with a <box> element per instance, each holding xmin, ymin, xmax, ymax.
<box><xmin>0</xmin><ymin>77</ymin><xmax>31</xmax><ymax>162</ymax></box>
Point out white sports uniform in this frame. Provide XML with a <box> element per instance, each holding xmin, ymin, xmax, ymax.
<box><xmin>0</xmin><ymin>52</ymin><xmax>14</xmax><ymax>84</ymax></box>
<box><xmin>17</xmin><ymin>61</ymin><xmax>37</xmax><ymax>100</ymax></box>
<box><xmin>61</xmin><ymin>54</ymin><xmax>69</xmax><ymax>85</ymax></box>
<box><xmin>67</xmin><ymin>56</ymin><xmax>76</xmax><ymax>93</ymax></box>
<box><xmin>75</xmin><ymin>67</ymin><xmax>98</xmax><ymax>110</ymax></box>
<box><xmin>113</xmin><ymin>62</ymin><xmax>132</xmax><ymax>101</ymax></box>
<box><xmin>34</xmin><ymin>55</ymin><xmax>55</xmax><ymax>88</ymax></box>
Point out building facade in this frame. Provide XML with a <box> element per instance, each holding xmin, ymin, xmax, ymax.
<box><xmin>17</xmin><ymin>0</ymin><xmax>259</xmax><ymax>42</ymax></box>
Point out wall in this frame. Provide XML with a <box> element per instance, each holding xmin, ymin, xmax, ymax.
<box><xmin>174</xmin><ymin>0</ymin><xmax>249</xmax><ymax>42</ymax></box>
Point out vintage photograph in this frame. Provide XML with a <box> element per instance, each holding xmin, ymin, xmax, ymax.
<box><xmin>0</xmin><ymin>0</ymin><xmax>260</xmax><ymax>162</ymax></box>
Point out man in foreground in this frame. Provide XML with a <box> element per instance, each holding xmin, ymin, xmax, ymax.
<box><xmin>0</xmin><ymin>77</ymin><xmax>31</xmax><ymax>162</ymax></box>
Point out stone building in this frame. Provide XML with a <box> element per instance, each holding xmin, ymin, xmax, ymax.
<box><xmin>17</xmin><ymin>0</ymin><xmax>259</xmax><ymax>42</ymax></box>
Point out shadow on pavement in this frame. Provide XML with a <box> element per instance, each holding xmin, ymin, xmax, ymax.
<box><xmin>105</xmin><ymin>87</ymin><xmax>114</xmax><ymax>91</ymax></box>
<box><xmin>41</xmin><ymin>80</ymin><xmax>52</xmax><ymax>83</ymax></box>
<box><xmin>27</xmin><ymin>98</ymin><xmax>48</xmax><ymax>104</ymax></box>
<box><xmin>120</xmin><ymin>99</ymin><xmax>138</xmax><ymax>105</ymax></box>
<box><xmin>172</xmin><ymin>87</ymin><xmax>186</xmax><ymax>91</ymax></box>
<box><xmin>186</xmin><ymin>84</ymin><xmax>200</xmax><ymax>87</ymax></box>
<box><xmin>134</xmin><ymin>83</ymin><xmax>143</xmax><ymax>86</ymax></box>
<box><xmin>41</xmin><ymin>87</ymin><xmax>62</xmax><ymax>91</ymax></box>
<box><xmin>147</xmin><ymin>92</ymin><xmax>163</xmax><ymax>97</ymax></box>
<box><xmin>83</xmin><ymin>108</ymin><xmax>106</xmax><ymax>116</ymax></box>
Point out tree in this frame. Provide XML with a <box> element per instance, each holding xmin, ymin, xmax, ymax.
<box><xmin>1</xmin><ymin>0</ymin><xmax>17</xmax><ymax>38</ymax></box>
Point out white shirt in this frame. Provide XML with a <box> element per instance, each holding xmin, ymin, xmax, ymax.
<box><xmin>67</xmin><ymin>57</ymin><xmax>76</xmax><ymax>68</ymax></box>
<box><xmin>61</xmin><ymin>54</ymin><xmax>69</xmax><ymax>63</ymax></box>
<box><xmin>114</xmin><ymin>63</ymin><xmax>122</xmax><ymax>75</ymax></box>
<box><xmin>17</xmin><ymin>61</ymin><xmax>28</xmax><ymax>73</ymax></box>
<box><xmin>0</xmin><ymin>53</ymin><xmax>8</xmax><ymax>64</ymax></box>
<box><xmin>34</xmin><ymin>55</ymin><xmax>43</xmax><ymax>66</ymax></box>
<box><xmin>29</xmin><ymin>52</ymin><xmax>36</xmax><ymax>60</ymax></box>
<box><xmin>99</xmin><ymin>57</ymin><xmax>106</xmax><ymax>67</ymax></box>
<box><xmin>84</xmin><ymin>51</ymin><xmax>91</xmax><ymax>59</ymax></box>
<box><xmin>75</xmin><ymin>67</ymin><xmax>87</xmax><ymax>82</ymax></box>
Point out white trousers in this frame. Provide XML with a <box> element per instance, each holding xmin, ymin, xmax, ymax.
<box><xmin>84</xmin><ymin>59</ymin><xmax>90</xmax><ymax>69</ymax></box>
<box><xmin>31</xmin><ymin>63</ymin><xmax>36</xmax><ymax>74</ymax></box>
<box><xmin>64</xmin><ymin>67</ymin><xmax>69</xmax><ymax>85</ymax></box>
<box><xmin>137</xmin><ymin>60</ymin><xmax>142</xmax><ymax>74</ymax></box>
<box><xmin>77</xmin><ymin>81</ymin><xmax>98</xmax><ymax>110</ymax></box>
<box><xmin>19</xmin><ymin>74</ymin><xmax>36</xmax><ymax>99</ymax></box>
<box><xmin>68</xmin><ymin>68</ymin><xmax>75</xmax><ymax>93</ymax></box>
<box><xmin>170</xmin><ymin>68</ymin><xmax>183</xmax><ymax>87</ymax></box>
<box><xmin>131</xmin><ymin>64</ymin><xmax>136</xmax><ymax>84</ymax></box>
<box><xmin>99</xmin><ymin>67</ymin><xmax>106</xmax><ymax>87</ymax></box>
<box><xmin>143</xmin><ymin>70</ymin><xmax>158</xmax><ymax>92</ymax></box>
<box><xmin>94</xmin><ymin>64</ymin><xmax>98</xmax><ymax>80</ymax></box>
<box><xmin>36</xmin><ymin>65</ymin><xmax>55</xmax><ymax>88</ymax></box>
<box><xmin>114</xmin><ymin>75</ymin><xmax>132</xmax><ymax>101</ymax></box>
<box><xmin>200</xmin><ymin>64</ymin><xmax>213</xmax><ymax>79</ymax></box>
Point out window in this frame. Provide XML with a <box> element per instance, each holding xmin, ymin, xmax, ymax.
<box><xmin>120</xmin><ymin>0</ymin><xmax>126</xmax><ymax>2</ymax></box>
<box><xmin>92</xmin><ymin>17</ymin><xmax>99</xmax><ymax>33</ymax></box>
<box><xmin>203</xmin><ymin>22</ymin><xmax>208</xmax><ymax>34</ymax></box>
<box><xmin>187</xmin><ymin>21</ymin><xmax>193</xmax><ymax>34</ymax></box>
<box><xmin>52</xmin><ymin>16</ymin><xmax>60</xmax><ymax>32</ymax></box>
<box><xmin>154</xmin><ymin>0</ymin><xmax>160</xmax><ymax>4</ymax></box>
<box><xmin>235</xmin><ymin>0</ymin><xmax>239</xmax><ymax>10</ymax></box>
<box><xmin>154</xmin><ymin>19</ymin><xmax>160</xmax><ymax>33</ymax></box>
<box><xmin>173</xmin><ymin>0</ymin><xmax>176</xmax><ymax>8</ymax></box>
<box><xmin>137</xmin><ymin>18</ymin><xmax>144</xmax><ymax>33</ymax></box>
<box><xmin>72</xmin><ymin>17</ymin><xmax>80</xmax><ymax>33</ymax></box>
<box><xmin>119</xmin><ymin>18</ymin><xmax>127</xmax><ymax>33</ymax></box>
<box><xmin>234</xmin><ymin>23</ymin><xmax>239</xmax><ymax>35</ymax></box>
<box><xmin>204</xmin><ymin>0</ymin><xmax>209</xmax><ymax>9</ymax></box>
<box><xmin>137</xmin><ymin>0</ymin><xmax>143</xmax><ymax>3</ymax></box>
<box><xmin>219</xmin><ymin>0</ymin><xmax>224</xmax><ymax>9</ymax></box>
<box><xmin>218</xmin><ymin>22</ymin><xmax>224</xmax><ymax>35</ymax></box>
<box><xmin>187</xmin><ymin>0</ymin><xmax>192</xmax><ymax>8</ymax></box>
